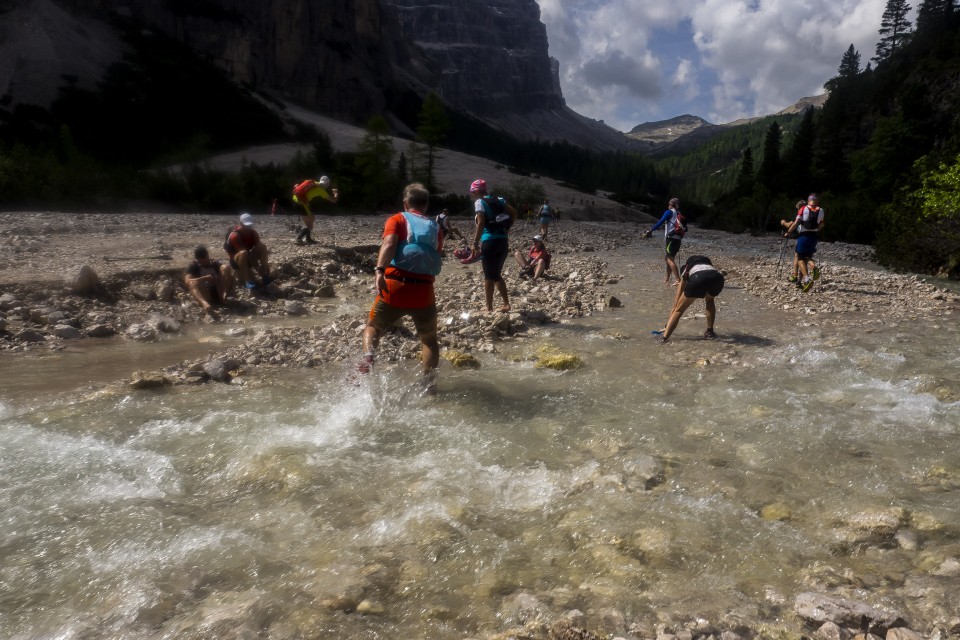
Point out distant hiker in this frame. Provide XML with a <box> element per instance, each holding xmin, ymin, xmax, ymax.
<box><xmin>359</xmin><ymin>183</ymin><xmax>444</xmax><ymax>389</ymax></box>
<box><xmin>782</xmin><ymin>193</ymin><xmax>824</xmax><ymax>292</ymax></box>
<box><xmin>291</xmin><ymin>175</ymin><xmax>339</xmax><ymax>245</ymax></box>
<box><xmin>470</xmin><ymin>178</ymin><xmax>517</xmax><ymax>313</ymax></box>
<box><xmin>537</xmin><ymin>198</ymin><xmax>553</xmax><ymax>238</ymax></box>
<box><xmin>515</xmin><ymin>234</ymin><xmax>551</xmax><ymax>280</ymax></box>
<box><xmin>224</xmin><ymin>213</ymin><xmax>272</xmax><ymax>289</ymax></box>
<box><xmin>658</xmin><ymin>255</ymin><xmax>725</xmax><ymax>343</ymax></box>
<box><xmin>644</xmin><ymin>197</ymin><xmax>688</xmax><ymax>285</ymax></box>
<box><xmin>184</xmin><ymin>246</ymin><xmax>233</xmax><ymax>321</ymax></box>
<box><xmin>436</xmin><ymin>208</ymin><xmax>465</xmax><ymax>247</ymax></box>
<box><xmin>780</xmin><ymin>200</ymin><xmax>806</xmax><ymax>285</ymax></box>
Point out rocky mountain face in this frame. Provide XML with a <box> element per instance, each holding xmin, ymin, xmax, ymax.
<box><xmin>1</xmin><ymin>0</ymin><xmax>637</xmax><ymax>151</ymax></box>
<box><xmin>53</xmin><ymin>0</ymin><xmax>428</xmax><ymax>123</ymax></box>
<box><xmin>0</xmin><ymin>0</ymin><xmax>123</xmax><ymax>108</ymax></box>
<box><xmin>382</xmin><ymin>0</ymin><xmax>562</xmax><ymax>115</ymax></box>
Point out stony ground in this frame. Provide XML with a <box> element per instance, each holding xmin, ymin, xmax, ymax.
<box><xmin>2</xmin><ymin>212</ymin><xmax>959</xmax><ymax>640</ymax></box>
<box><xmin>2</xmin><ymin>212</ymin><xmax>958</xmax><ymax>380</ymax></box>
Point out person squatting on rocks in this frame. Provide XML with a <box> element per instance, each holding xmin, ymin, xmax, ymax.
<box><xmin>515</xmin><ymin>234</ymin><xmax>551</xmax><ymax>280</ymax></box>
<box><xmin>645</xmin><ymin>197</ymin><xmax>688</xmax><ymax>285</ymax></box>
<box><xmin>291</xmin><ymin>175</ymin><xmax>339</xmax><ymax>245</ymax></box>
<box><xmin>781</xmin><ymin>193</ymin><xmax>824</xmax><ymax>292</ymax></box>
<box><xmin>184</xmin><ymin>245</ymin><xmax>233</xmax><ymax>321</ymax></box>
<box><xmin>470</xmin><ymin>179</ymin><xmax>517</xmax><ymax>313</ymax></box>
<box><xmin>537</xmin><ymin>198</ymin><xmax>553</xmax><ymax>238</ymax></box>
<box><xmin>359</xmin><ymin>183</ymin><xmax>444</xmax><ymax>387</ymax></box>
<box><xmin>436</xmin><ymin>208</ymin><xmax>466</xmax><ymax>248</ymax></box>
<box><xmin>780</xmin><ymin>200</ymin><xmax>807</xmax><ymax>285</ymax></box>
<box><xmin>224</xmin><ymin>213</ymin><xmax>272</xmax><ymax>290</ymax></box>
<box><xmin>659</xmin><ymin>255</ymin><xmax>725</xmax><ymax>343</ymax></box>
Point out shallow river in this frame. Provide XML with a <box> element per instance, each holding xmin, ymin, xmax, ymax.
<box><xmin>2</xmin><ymin>247</ymin><xmax>959</xmax><ymax>638</ymax></box>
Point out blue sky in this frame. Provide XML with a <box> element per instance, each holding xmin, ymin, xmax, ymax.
<box><xmin>537</xmin><ymin>0</ymin><xmax>890</xmax><ymax>131</ymax></box>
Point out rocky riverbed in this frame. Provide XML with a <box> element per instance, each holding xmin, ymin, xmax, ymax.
<box><xmin>2</xmin><ymin>213</ymin><xmax>959</xmax><ymax>640</ymax></box>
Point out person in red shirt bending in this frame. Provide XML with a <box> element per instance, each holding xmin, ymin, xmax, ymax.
<box><xmin>359</xmin><ymin>183</ymin><xmax>444</xmax><ymax>389</ymax></box>
<box><xmin>224</xmin><ymin>213</ymin><xmax>272</xmax><ymax>289</ymax></box>
<box><xmin>514</xmin><ymin>234</ymin><xmax>551</xmax><ymax>280</ymax></box>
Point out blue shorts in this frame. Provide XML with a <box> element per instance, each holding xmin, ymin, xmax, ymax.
<box><xmin>796</xmin><ymin>234</ymin><xmax>818</xmax><ymax>260</ymax></box>
<box><xmin>539</xmin><ymin>217</ymin><xmax>551</xmax><ymax>225</ymax></box>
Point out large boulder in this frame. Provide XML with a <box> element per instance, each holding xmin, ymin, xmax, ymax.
<box><xmin>203</xmin><ymin>358</ymin><xmax>241</xmax><ymax>383</ymax></box>
<box><xmin>69</xmin><ymin>265</ymin><xmax>100</xmax><ymax>295</ymax></box>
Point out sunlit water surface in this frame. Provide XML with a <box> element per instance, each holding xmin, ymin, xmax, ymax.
<box><xmin>2</xmin><ymin>250</ymin><xmax>959</xmax><ymax>638</ymax></box>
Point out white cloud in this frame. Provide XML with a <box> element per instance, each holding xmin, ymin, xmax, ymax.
<box><xmin>537</xmin><ymin>0</ymin><xmax>888</xmax><ymax>129</ymax></box>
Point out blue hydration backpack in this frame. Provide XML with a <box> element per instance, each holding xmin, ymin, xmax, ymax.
<box><xmin>391</xmin><ymin>212</ymin><xmax>442</xmax><ymax>276</ymax></box>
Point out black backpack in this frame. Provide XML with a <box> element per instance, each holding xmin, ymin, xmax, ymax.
<box><xmin>800</xmin><ymin>206</ymin><xmax>820</xmax><ymax>231</ymax></box>
<box><xmin>481</xmin><ymin>196</ymin><xmax>512</xmax><ymax>235</ymax></box>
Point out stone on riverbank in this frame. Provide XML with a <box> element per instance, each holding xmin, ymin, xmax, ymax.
<box><xmin>130</xmin><ymin>370</ymin><xmax>171</xmax><ymax>389</ymax></box>
<box><xmin>69</xmin><ymin>265</ymin><xmax>100</xmax><ymax>294</ymax></box>
<box><xmin>794</xmin><ymin>592</ymin><xmax>907</xmax><ymax>634</ymax></box>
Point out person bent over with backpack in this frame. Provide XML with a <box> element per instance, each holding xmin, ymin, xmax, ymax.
<box><xmin>782</xmin><ymin>194</ymin><xmax>824</xmax><ymax>292</ymax></box>
<box><xmin>224</xmin><ymin>213</ymin><xmax>272</xmax><ymax>290</ymax></box>
<box><xmin>658</xmin><ymin>255</ymin><xmax>725</xmax><ymax>343</ymax></box>
<box><xmin>644</xmin><ymin>197</ymin><xmax>687</xmax><ymax>285</ymax></box>
<box><xmin>359</xmin><ymin>183</ymin><xmax>444</xmax><ymax>390</ymax></box>
<box><xmin>291</xmin><ymin>175</ymin><xmax>339</xmax><ymax>245</ymax></box>
<box><xmin>470</xmin><ymin>179</ymin><xmax>517</xmax><ymax>313</ymax></box>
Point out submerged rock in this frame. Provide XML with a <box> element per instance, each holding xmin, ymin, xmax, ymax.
<box><xmin>536</xmin><ymin>346</ymin><xmax>583</xmax><ymax>371</ymax></box>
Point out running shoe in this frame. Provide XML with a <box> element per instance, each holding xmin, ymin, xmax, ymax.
<box><xmin>801</xmin><ymin>277</ymin><xmax>814</xmax><ymax>292</ymax></box>
<box><xmin>244</xmin><ymin>281</ymin><xmax>257</xmax><ymax>290</ymax></box>
<box><xmin>788</xmin><ymin>275</ymin><xmax>798</xmax><ymax>283</ymax></box>
<box><xmin>704</xmin><ymin>328</ymin><xmax>717</xmax><ymax>339</ymax></box>
<box><xmin>813</xmin><ymin>266</ymin><xmax>821</xmax><ymax>281</ymax></box>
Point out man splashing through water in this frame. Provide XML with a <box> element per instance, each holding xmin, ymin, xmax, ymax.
<box><xmin>359</xmin><ymin>183</ymin><xmax>444</xmax><ymax>393</ymax></box>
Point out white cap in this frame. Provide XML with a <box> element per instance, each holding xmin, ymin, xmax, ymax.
<box><xmin>533</xmin><ymin>234</ymin><xmax>543</xmax><ymax>242</ymax></box>
<box><xmin>239</xmin><ymin>213</ymin><xmax>255</xmax><ymax>227</ymax></box>
<box><xmin>318</xmin><ymin>175</ymin><xmax>331</xmax><ymax>188</ymax></box>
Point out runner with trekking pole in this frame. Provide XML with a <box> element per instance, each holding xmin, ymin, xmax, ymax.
<box><xmin>781</xmin><ymin>194</ymin><xmax>824</xmax><ymax>292</ymax></box>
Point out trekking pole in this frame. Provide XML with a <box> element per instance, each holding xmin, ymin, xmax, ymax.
<box><xmin>775</xmin><ymin>235</ymin><xmax>787</xmax><ymax>280</ymax></box>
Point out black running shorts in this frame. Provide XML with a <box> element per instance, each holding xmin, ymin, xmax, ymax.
<box><xmin>684</xmin><ymin>270</ymin><xmax>724</xmax><ymax>299</ymax></box>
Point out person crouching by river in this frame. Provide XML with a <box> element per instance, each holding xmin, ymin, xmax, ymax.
<box><xmin>359</xmin><ymin>183</ymin><xmax>444</xmax><ymax>390</ymax></box>
<box><xmin>658</xmin><ymin>255</ymin><xmax>724</xmax><ymax>343</ymax></box>
<box><xmin>224</xmin><ymin>213</ymin><xmax>272</xmax><ymax>290</ymax></box>
<box><xmin>515</xmin><ymin>234</ymin><xmax>551</xmax><ymax>280</ymax></box>
<box><xmin>470</xmin><ymin>178</ymin><xmax>517</xmax><ymax>313</ymax></box>
<box><xmin>185</xmin><ymin>246</ymin><xmax>233</xmax><ymax>321</ymax></box>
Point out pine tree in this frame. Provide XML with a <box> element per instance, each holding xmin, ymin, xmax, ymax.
<box><xmin>782</xmin><ymin>108</ymin><xmax>815</xmax><ymax>196</ymax></box>
<box><xmin>916</xmin><ymin>0</ymin><xmax>950</xmax><ymax>32</ymax></box>
<box><xmin>416</xmin><ymin>92</ymin><xmax>450</xmax><ymax>191</ymax></box>
<box><xmin>826</xmin><ymin>44</ymin><xmax>862</xmax><ymax>92</ymax></box>
<box><xmin>874</xmin><ymin>0</ymin><xmax>913</xmax><ymax>64</ymax></box>
<box><xmin>756</xmin><ymin>122</ymin><xmax>782</xmax><ymax>191</ymax></box>
<box><xmin>355</xmin><ymin>116</ymin><xmax>396</xmax><ymax>208</ymax></box>
<box><xmin>734</xmin><ymin>147</ymin><xmax>755</xmax><ymax>196</ymax></box>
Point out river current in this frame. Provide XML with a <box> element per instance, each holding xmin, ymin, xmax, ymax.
<box><xmin>1</xmin><ymin>246</ymin><xmax>959</xmax><ymax>638</ymax></box>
